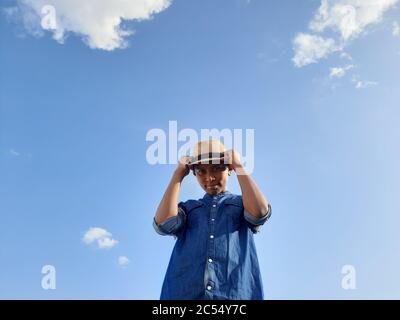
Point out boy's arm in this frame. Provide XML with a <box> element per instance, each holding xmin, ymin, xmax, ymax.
<box><xmin>226</xmin><ymin>150</ymin><xmax>270</xmax><ymax>220</ymax></box>
<box><xmin>154</xmin><ymin>156</ymin><xmax>191</xmax><ymax>225</ymax></box>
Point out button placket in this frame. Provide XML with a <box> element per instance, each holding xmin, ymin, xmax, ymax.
<box><xmin>205</xmin><ymin>197</ymin><xmax>219</xmax><ymax>294</ymax></box>
<box><xmin>208</xmin><ymin>198</ymin><xmax>217</xmax><ymax>268</ymax></box>
<box><xmin>206</xmin><ymin>280</ymin><xmax>215</xmax><ymax>293</ymax></box>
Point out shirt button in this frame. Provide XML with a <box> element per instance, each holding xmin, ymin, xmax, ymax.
<box><xmin>208</xmin><ymin>258</ymin><xmax>213</xmax><ymax>263</ymax></box>
<box><xmin>206</xmin><ymin>285</ymin><xmax>212</xmax><ymax>291</ymax></box>
<box><xmin>211</xmin><ymin>218</ymin><xmax>215</xmax><ymax>221</ymax></box>
<box><xmin>210</xmin><ymin>235</ymin><xmax>214</xmax><ymax>239</ymax></box>
<box><xmin>212</xmin><ymin>204</ymin><xmax>216</xmax><ymax>207</ymax></box>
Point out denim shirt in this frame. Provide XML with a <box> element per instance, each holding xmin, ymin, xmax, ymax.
<box><xmin>153</xmin><ymin>190</ymin><xmax>271</xmax><ymax>300</ymax></box>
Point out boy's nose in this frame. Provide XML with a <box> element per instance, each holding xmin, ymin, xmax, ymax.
<box><xmin>205</xmin><ymin>174</ymin><xmax>216</xmax><ymax>182</ymax></box>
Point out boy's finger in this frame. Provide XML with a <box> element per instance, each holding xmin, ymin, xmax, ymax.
<box><xmin>223</xmin><ymin>153</ymin><xmax>232</xmax><ymax>164</ymax></box>
<box><xmin>180</xmin><ymin>156</ymin><xmax>190</xmax><ymax>165</ymax></box>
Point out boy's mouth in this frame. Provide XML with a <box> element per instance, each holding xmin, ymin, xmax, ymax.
<box><xmin>206</xmin><ymin>184</ymin><xmax>219</xmax><ymax>189</ymax></box>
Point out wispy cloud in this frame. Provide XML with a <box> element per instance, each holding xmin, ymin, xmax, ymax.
<box><xmin>292</xmin><ymin>0</ymin><xmax>398</xmax><ymax>67</ymax></box>
<box><xmin>9</xmin><ymin>149</ymin><xmax>21</xmax><ymax>156</ymax></box>
<box><xmin>329</xmin><ymin>64</ymin><xmax>354</xmax><ymax>78</ymax></box>
<box><xmin>4</xmin><ymin>148</ymin><xmax>32</xmax><ymax>158</ymax></box>
<box><xmin>118</xmin><ymin>256</ymin><xmax>130</xmax><ymax>268</ymax></box>
<box><xmin>354</xmin><ymin>80</ymin><xmax>378</xmax><ymax>89</ymax></box>
<box><xmin>82</xmin><ymin>227</ymin><xmax>118</xmax><ymax>249</ymax></box>
<box><xmin>393</xmin><ymin>21</ymin><xmax>400</xmax><ymax>37</ymax></box>
<box><xmin>340</xmin><ymin>52</ymin><xmax>353</xmax><ymax>61</ymax></box>
<box><xmin>352</xmin><ymin>75</ymin><xmax>378</xmax><ymax>89</ymax></box>
<box><xmin>7</xmin><ymin>0</ymin><xmax>172</xmax><ymax>50</ymax></box>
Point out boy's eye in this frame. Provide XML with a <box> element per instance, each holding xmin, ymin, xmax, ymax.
<box><xmin>194</xmin><ymin>167</ymin><xmax>207</xmax><ymax>175</ymax></box>
<box><xmin>194</xmin><ymin>165</ymin><xmax>227</xmax><ymax>175</ymax></box>
<box><xmin>212</xmin><ymin>165</ymin><xmax>227</xmax><ymax>172</ymax></box>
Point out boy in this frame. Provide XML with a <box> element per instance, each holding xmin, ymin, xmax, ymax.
<box><xmin>153</xmin><ymin>140</ymin><xmax>271</xmax><ymax>300</ymax></box>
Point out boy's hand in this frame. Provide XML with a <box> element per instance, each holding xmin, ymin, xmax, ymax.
<box><xmin>224</xmin><ymin>149</ymin><xmax>243</xmax><ymax>171</ymax></box>
<box><xmin>174</xmin><ymin>156</ymin><xmax>192</xmax><ymax>180</ymax></box>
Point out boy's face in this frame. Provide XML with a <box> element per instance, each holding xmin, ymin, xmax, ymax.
<box><xmin>193</xmin><ymin>164</ymin><xmax>232</xmax><ymax>195</ymax></box>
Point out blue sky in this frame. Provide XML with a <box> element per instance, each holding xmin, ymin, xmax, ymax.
<box><xmin>1</xmin><ymin>0</ymin><xmax>400</xmax><ymax>299</ymax></box>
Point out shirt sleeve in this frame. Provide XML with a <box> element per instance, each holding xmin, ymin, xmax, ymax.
<box><xmin>152</xmin><ymin>202</ymin><xmax>187</xmax><ymax>237</ymax></box>
<box><xmin>244</xmin><ymin>203</ymin><xmax>272</xmax><ymax>234</ymax></box>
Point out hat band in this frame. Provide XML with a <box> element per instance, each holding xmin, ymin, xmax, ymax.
<box><xmin>194</xmin><ymin>152</ymin><xmax>225</xmax><ymax>162</ymax></box>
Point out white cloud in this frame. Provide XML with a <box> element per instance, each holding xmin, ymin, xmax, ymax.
<box><xmin>11</xmin><ymin>0</ymin><xmax>172</xmax><ymax>50</ymax></box>
<box><xmin>393</xmin><ymin>21</ymin><xmax>400</xmax><ymax>37</ymax></box>
<box><xmin>292</xmin><ymin>0</ymin><xmax>398</xmax><ymax>67</ymax></box>
<box><xmin>292</xmin><ymin>33</ymin><xmax>339</xmax><ymax>67</ymax></box>
<box><xmin>97</xmin><ymin>237</ymin><xmax>119</xmax><ymax>249</ymax></box>
<box><xmin>82</xmin><ymin>227</ymin><xmax>118</xmax><ymax>249</ymax></box>
<box><xmin>310</xmin><ymin>0</ymin><xmax>398</xmax><ymax>41</ymax></box>
<box><xmin>329</xmin><ymin>64</ymin><xmax>354</xmax><ymax>78</ymax></box>
<box><xmin>118</xmin><ymin>256</ymin><xmax>130</xmax><ymax>267</ymax></box>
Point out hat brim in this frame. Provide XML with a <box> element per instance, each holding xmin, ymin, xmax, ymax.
<box><xmin>190</xmin><ymin>157</ymin><xmax>226</xmax><ymax>165</ymax></box>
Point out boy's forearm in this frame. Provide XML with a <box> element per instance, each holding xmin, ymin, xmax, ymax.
<box><xmin>154</xmin><ymin>171</ymin><xmax>185</xmax><ymax>224</ymax></box>
<box><xmin>235</xmin><ymin>165</ymin><xmax>270</xmax><ymax>219</ymax></box>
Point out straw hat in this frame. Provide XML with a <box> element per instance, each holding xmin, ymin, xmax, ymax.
<box><xmin>190</xmin><ymin>140</ymin><xmax>226</xmax><ymax>165</ymax></box>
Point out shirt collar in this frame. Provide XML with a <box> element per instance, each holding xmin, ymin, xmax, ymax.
<box><xmin>203</xmin><ymin>190</ymin><xmax>231</xmax><ymax>199</ymax></box>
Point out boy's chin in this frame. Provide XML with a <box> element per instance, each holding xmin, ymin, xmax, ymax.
<box><xmin>205</xmin><ymin>186</ymin><xmax>223</xmax><ymax>195</ymax></box>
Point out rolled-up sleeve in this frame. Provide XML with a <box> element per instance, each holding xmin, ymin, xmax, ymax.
<box><xmin>153</xmin><ymin>203</ymin><xmax>187</xmax><ymax>237</ymax></box>
<box><xmin>244</xmin><ymin>203</ymin><xmax>272</xmax><ymax>233</ymax></box>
